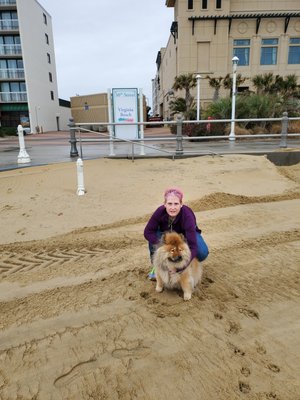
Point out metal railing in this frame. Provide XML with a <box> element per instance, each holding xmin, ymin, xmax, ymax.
<box><xmin>0</xmin><ymin>91</ymin><xmax>27</xmax><ymax>102</ymax></box>
<box><xmin>0</xmin><ymin>0</ymin><xmax>16</xmax><ymax>4</ymax></box>
<box><xmin>0</xmin><ymin>19</ymin><xmax>18</xmax><ymax>30</ymax></box>
<box><xmin>0</xmin><ymin>44</ymin><xmax>21</xmax><ymax>55</ymax></box>
<box><xmin>0</xmin><ymin>68</ymin><xmax>24</xmax><ymax>79</ymax></box>
<box><xmin>69</xmin><ymin>113</ymin><xmax>300</xmax><ymax>161</ymax></box>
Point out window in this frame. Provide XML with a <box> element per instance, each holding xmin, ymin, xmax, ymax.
<box><xmin>47</xmin><ymin>52</ymin><xmax>51</xmax><ymax>63</ymax></box>
<box><xmin>188</xmin><ymin>0</ymin><xmax>193</xmax><ymax>10</ymax></box>
<box><xmin>233</xmin><ymin>39</ymin><xmax>250</xmax><ymax>66</ymax></box>
<box><xmin>216</xmin><ymin>0</ymin><xmax>222</xmax><ymax>8</ymax></box>
<box><xmin>49</xmin><ymin>72</ymin><xmax>52</xmax><ymax>82</ymax></box>
<box><xmin>0</xmin><ymin>58</ymin><xmax>23</xmax><ymax>68</ymax></box>
<box><xmin>50</xmin><ymin>90</ymin><xmax>54</xmax><ymax>100</ymax></box>
<box><xmin>10</xmin><ymin>82</ymin><xmax>20</xmax><ymax>92</ymax></box>
<box><xmin>20</xmin><ymin>82</ymin><xmax>26</xmax><ymax>92</ymax></box>
<box><xmin>45</xmin><ymin>33</ymin><xmax>49</xmax><ymax>44</ymax></box>
<box><xmin>260</xmin><ymin>38</ymin><xmax>278</xmax><ymax>65</ymax></box>
<box><xmin>202</xmin><ymin>0</ymin><xmax>208</xmax><ymax>9</ymax></box>
<box><xmin>0</xmin><ymin>11</ymin><xmax>18</xmax><ymax>29</ymax></box>
<box><xmin>43</xmin><ymin>13</ymin><xmax>47</xmax><ymax>25</ymax></box>
<box><xmin>0</xmin><ymin>81</ymin><xmax>26</xmax><ymax>101</ymax></box>
<box><xmin>288</xmin><ymin>38</ymin><xmax>300</xmax><ymax>64</ymax></box>
<box><xmin>0</xmin><ymin>35</ymin><xmax>21</xmax><ymax>54</ymax></box>
<box><xmin>0</xmin><ymin>35</ymin><xmax>19</xmax><ymax>44</ymax></box>
<box><xmin>0</xmin><ymin>11</ymin><xmax>17</xmax><ymax>20</ymax></box>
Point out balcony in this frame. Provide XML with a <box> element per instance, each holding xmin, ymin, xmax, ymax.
<box><xmin>0</xmin><ymin>0</ymin><xmax>16</xmax><ymax>4</ymax></box>
<box><xmin>0</xmin><ymin>44</ymin><xmax>21</xmax><ymax>55</ymax></box>
<box><xmin>0</xmin><ymin>0</ymin><xmax>16</xmax><ymax>10</ymax></box>
<box><xmin>0</xmin><ymin>91</ymin><xmax>27</xmax><ymax>102</ymax></box>
<box><xmin>0</xmin><ymin>19</ymin><xmax>19</xmax><ymax>31</ymax></box>
<box><xmin>0</xmin><ymin>68</ymin><xmax>24</xmax><ymax>79</ymax></box>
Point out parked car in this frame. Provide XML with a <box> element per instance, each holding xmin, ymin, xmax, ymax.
<box><xmin>17</xmin><ymin>126</ymin><xmax>31</xmax><ymax>135</ymax></box>
<box><xmin>147</xmin><ymin>115</ymin><xmax>164</xmax><ymax>128</ymax></box>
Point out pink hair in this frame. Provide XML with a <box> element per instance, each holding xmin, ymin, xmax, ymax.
<box><xmin>164</xmin><ymin>187</ymin><xmax>183</xmax><ymax>203</ymax></box>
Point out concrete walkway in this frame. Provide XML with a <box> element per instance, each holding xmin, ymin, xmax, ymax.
<box><xmin>0</xmin><ymin>127</ymin><xmax>299</xmax><ymax>171</ymax></box>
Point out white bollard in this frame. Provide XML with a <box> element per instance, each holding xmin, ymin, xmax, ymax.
<box><xmin>139</xmin><ymin>88</ymin><xmax>145</xmax><ymax>156</ymax></box>
<box><xmin>17</xmin><ymin>124</ymin><xmax>31</xmax><ymax>164</ymax></box>
<box><xmin>76</xmin><ymin>157</ymin><xmax>85</xmax><ymax>196</ymax></box>
<box><xmin>107</xmin><ymin>89</ymin><xmax>115</xmax><ymax>156</ymax></box>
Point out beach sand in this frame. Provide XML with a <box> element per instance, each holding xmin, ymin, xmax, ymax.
<box><xmin>0</xmin><ymin>154</ymin><xmax>299</xmax><ymax>399</ymax></box>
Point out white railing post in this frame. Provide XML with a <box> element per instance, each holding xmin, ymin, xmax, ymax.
<box><xmin>175</xmin><ymin>114</ymin><xmax>184</xmax><ymax>155</ymax></box>
<box><xmin>17</xmin><ymin>124</ymin><xmax>31</xmax><ymax>164</ymax></box>
<box><xmin>76</xmin><ymin>158</ymin><xmax>85</xmax><ymax>196</ymax></box>
<box><xmin>107</xmin><ymin>89</ymin><xmax>115</xmax><ymax>156</ymax></box>
<box><xmin>139</xmin><ymin>88</ymin><xmax>145</xmax><ymax>155</ymax></box>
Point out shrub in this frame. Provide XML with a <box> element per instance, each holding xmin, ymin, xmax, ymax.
<box><xmin>170</xmin><ymin>120</ymin><xmax>227</xmax><ymax>137</ymax></box>
<box><xmin>288</xmin><ymin>120</ymin><xmax>300</xmax><ymax>133</ymax></box>
<box><xmin>203</xmin><ymin>97</ymin><xmax>232</xmax><ymax>120</ymax></box>
<box><xmin>268</xmin><ymin>120</ymin><xmax>300</xmax><ymax>134</ymax></box>
<box><xmin>169</xmin><ymin>92</ymin><xmax>300</xmax><ymax>138</ymax></box>
<box><xmin>0</xmin><ymin>127</ymin><xmax>17</xmax><ymax>137</ymax></box>
<box><xmin>283</xmin><ymin>97</ymin><xmax>300</xmax><ymax>117</ymax></box>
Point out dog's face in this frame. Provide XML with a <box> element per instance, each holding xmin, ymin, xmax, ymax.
<box><xmin>153</xmin><ymin>232</ymin><xmax>191</xmax><ymax>274</ymax></box>
<box><xmin>163</xmin><ymin>232</ymin><xmax>186</xmax><ymax>263</ymax></box>
<box><xmin>156</xmin><ymin>232</ymin><xmax>191</xmax><ymax>268</ymax></box>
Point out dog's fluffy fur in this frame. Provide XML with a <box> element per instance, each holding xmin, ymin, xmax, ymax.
<box><xmin>153</xmin><ymin>232</ymin><xmax>202</xmax><ymax>301</ymax></box>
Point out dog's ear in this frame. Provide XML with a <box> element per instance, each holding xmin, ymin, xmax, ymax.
<box><xmin>180</xmin><ymin>233</ymin><xmax>186</xmax><ymax>242</ymax></box>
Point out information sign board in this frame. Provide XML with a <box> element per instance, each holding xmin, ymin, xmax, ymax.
<box><xmin>112</xmin><ymin>88</ymin><xmax>139</xmax><ymax>139</ymax></box>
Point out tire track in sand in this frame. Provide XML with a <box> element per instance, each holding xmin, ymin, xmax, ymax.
<box><xmin>0</xmin><ymin>191</ymin><xmax>298</xmax><ymax>279</ymax></box>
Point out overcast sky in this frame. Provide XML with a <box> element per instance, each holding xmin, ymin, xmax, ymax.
<box><xmin>39</xmin><ymin>0</ymin><xmax>174</xmax><ymax>109</ymax></box>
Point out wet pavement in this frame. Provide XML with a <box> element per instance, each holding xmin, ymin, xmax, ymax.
<box><xmin>0</xmin><ymin>128</ymin><xmax>300</xmax><ymax>171</ymax></box>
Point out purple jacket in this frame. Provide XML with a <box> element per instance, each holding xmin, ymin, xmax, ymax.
<box><xmin>144</xmin><ymin>205</ymin><xmax>201</xmax><ymax>260</ymax></box>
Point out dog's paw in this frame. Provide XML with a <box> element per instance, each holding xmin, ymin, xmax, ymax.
<box><xmin>156</xmin><ymin>285</ymin><xmax>163</xmax><ymax>293</ymax></box>
<box><xmin>183</xmin><ymin>292</ymin><xmax>192</xmax><ymax>301</ymax></box>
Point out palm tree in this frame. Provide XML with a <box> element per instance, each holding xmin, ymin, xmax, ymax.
<box><xmin>261</xmin><ymin>73</ymin><xmax>274</xmax><ymax>93</ymax></box>
<box><xmin>283</xmin><ymin>74</ymin><xmax>298</xmax><ymax>90</ymax></box>
<box><xmin>206</xmin><ymin>76</ymin><xmax>223</xmax><ymax>101</ymax></box>
<box><xmin>172</xmin><ymin>73</ymin><xmax>197</xmax><ymax>117</ymax></box>
<box><xmin>252</xmin><ymin>74</ymin><xmax>265</xmax><ymax>95</ymax></box>
<box><xmin>223</xmin><ymin>73</ymin><xmax>245</xmax><ymax>93</ymax></box>
<box><xmin>252</xmin><ymin>73</ymin><xmax>299</xmax><ymax>98</ymax></box>
<box><xmin>252</xmin><ymin>73</ymin><xmax>275</xmax><ymax>94</ymax></box>
<box><xmin>169</xmin><ymin>97</ymin><xmax>187</xmax><ymax>115</ymax></box>
<box><xmin>280</xmin><ymin>74</ymin><xmax>298</xmax><ymax>98</ymax></box>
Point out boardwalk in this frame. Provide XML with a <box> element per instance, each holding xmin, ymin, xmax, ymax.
<box><xmin>1</xmin><ymin>127</ymin><xmax>300</xmax><ymax>171</ymax></box>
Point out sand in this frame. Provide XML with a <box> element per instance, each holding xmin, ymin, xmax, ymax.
<box><xmin>0</xmin><ymin>154</ymin><xmax>299</xmax><ymax>400</ymax></box>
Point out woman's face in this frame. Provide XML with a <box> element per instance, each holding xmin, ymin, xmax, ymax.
<box><xmin>164</xmin><ymin>194</ymin><xmax>182</xmax><ymax>217</ymax></box>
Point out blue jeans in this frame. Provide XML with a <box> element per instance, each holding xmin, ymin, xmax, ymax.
<box><xmin>196</xmin><ymin>232</ymin><xmax>209</xmax><ymax>261</ymax></box>
<box><xmin>149</xmin><ymin>231</ymin><xmax>209</xmax><ymax>263</ymax></box>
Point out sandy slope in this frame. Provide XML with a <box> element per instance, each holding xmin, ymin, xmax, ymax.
<box><xmin>0</xmin><ymin>155</ymin><xmax>299</xmax><ymax>400</ymax></box>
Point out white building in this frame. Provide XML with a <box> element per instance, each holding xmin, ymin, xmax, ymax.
<box><xmin>0</xmin><ymin>0</ymin><xmax>70</xmax><ymax>132</ymax></box>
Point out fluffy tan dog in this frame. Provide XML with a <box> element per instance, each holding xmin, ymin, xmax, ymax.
<box><xmin>153</xmin><ymin>232</ymin><xmax>203</xmax><ymax>301</ymax></box>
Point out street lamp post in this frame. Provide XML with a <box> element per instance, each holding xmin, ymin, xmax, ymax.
<box><xmin>35</xmin><ymin>105</ymin><xmax>40</xmax><ymax>133</ymax></box>
<box><xmin>229</xmin><ymin>56</ymin><xmax>239</xmax><ymax>141</ymax></box>
<box><xmin>196</xmin><ymin>74</ymin><xmax>201</xmax><ymax>121</ymax></box>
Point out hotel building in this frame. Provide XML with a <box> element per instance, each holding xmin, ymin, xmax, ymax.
<box><xmin>153</xmin><ymin>0</ymin><xmax>300</xmax><ymax>119</ymax></box>
<box><xmin>0</xmin><ymin>0</ymin><xmax>70</xmax><ymax>132</ymax></box>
